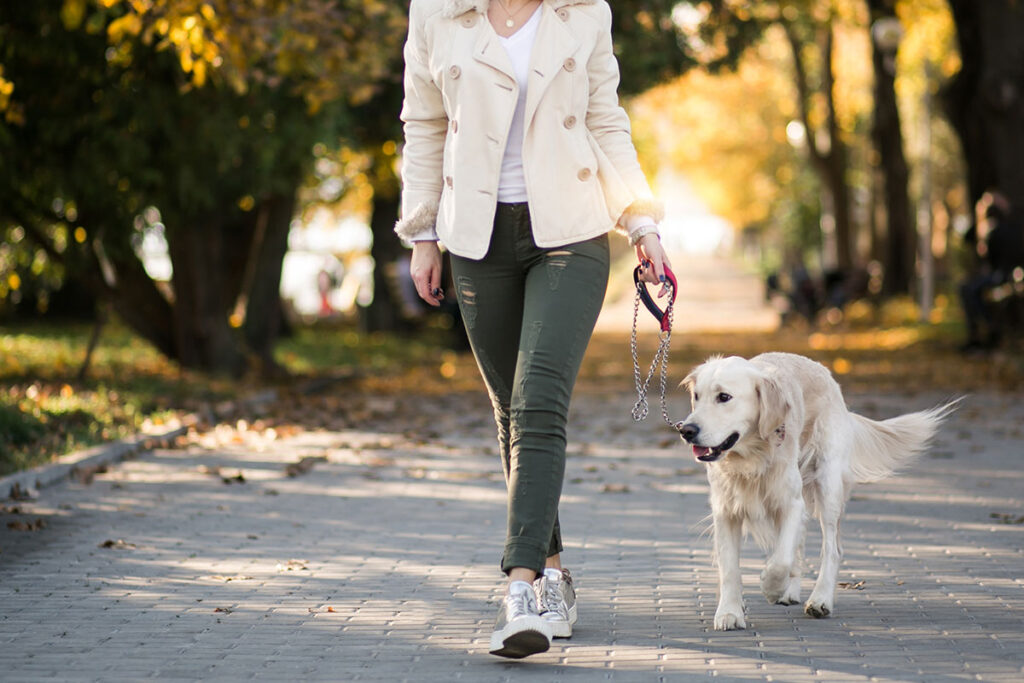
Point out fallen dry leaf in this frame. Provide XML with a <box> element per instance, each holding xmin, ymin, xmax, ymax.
<box><xmin>9</xmin><ymin>483</ymin><xmax>37</xmax><ymax>500</ymax></box>
<box><xmin>285</xmin><ymin>456</ymin><xmax>327</xmax><ymax>477</ymax></box>
<box><xmin>276</xmin><ymin>559</ymin><xmax>309</xmax><ymax>572</ymax></box>
<box><xmin>7</xmin><ymin>518</ymin><xmax>46</xmax><ymax>531</ymax></box>
<box><xmin>99</xmin><ymin>539</ymin><xmax>136</xmax><ymax>549</ymax></box>
<box><xmin>990</xmin><ymin>512</ymin><xmax>1024</xmax><ymax>525</ymax></box>
<box><xmin>203</xmin><ymin>574</ymin><xmax>254</xmax><ymax>582</ymax></box>
<box><xmin>838</xmin><ymin>580</ymin><xmax>866</xmax><ymax>590</ymax></box>
<box><xmin>601</xmin><ymin>483</ymin><xmax>630</xmax><ymax>494</ymax></box>
<box><xmin>213</xmin><ymin>607</ymin><xmax>233</xmax><ymax>613</ymax></box>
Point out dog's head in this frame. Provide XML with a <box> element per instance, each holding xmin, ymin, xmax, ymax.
<box><xmin>678</xmin><ymin>356</ymin><xmax>788</xmax><ymax>463</ymax></box>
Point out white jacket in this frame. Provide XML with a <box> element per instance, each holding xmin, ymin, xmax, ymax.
<box><xmin>395</xmin><ymin>0</ymin><xmax>663</xmax><ymax>259</ymax></box>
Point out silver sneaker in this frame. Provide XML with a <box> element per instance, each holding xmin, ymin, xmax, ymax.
<box><xmin>535</xmin><ymin>568</ymin><xmax>577</xmax><ymax>638</ymax></box>
<box><xmin>488</xmin><ymin>587</ymin><xmax>552</xmax><ymax>658</ymax></box>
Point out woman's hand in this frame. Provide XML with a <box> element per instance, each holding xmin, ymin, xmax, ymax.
<box><xmin>635</xmin><ymin>233</ymin><xmax>673</xmax><ymax>298</ymax></box>
<box><xmin>410</xmin><ymin>241</ymin><xmax>444</xmax><ymax>307</ymax></box>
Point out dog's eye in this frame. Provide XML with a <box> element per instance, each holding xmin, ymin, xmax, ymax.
<box><xmin>716</xmin><ymin>393</ymin><xmax>732</xmax><ymax>404</ymax></box>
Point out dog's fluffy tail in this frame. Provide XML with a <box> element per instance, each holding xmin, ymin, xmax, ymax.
<box><xmin>847</xmin><ymin>399</ymin><xmax>961</xmax><ymax>483</ymax></box>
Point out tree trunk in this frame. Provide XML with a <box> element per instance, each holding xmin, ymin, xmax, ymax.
<box><xmin>241</xmin><ymin>193</ymin><xmax>296</xmax><ymax>374</ymax></box>
<box><xmin>100</xmin><ymin>246</ymin><xmax>178</xmax><ymax>360</ymax></box>
<box><xmin>822</xmin><ymin>23</ymin><xmax>855</xmax><ymax>273</ymax></box>
<box><xmin>360</xmin><ymin>147</ymin><xmax>408</xmax><ymax>334</ymax></box>
<box><xmin>783</xmin><ymin>19</ymin><xmax>856</xmax><ymax>272</ymax></box>
<box><xmin>944</xmin><ymin>1</ymin><xmax>1024</xmax><ymax>209</ymax></box>
<box><xmin>362</xmin><ymin>191</ymin><xmax>406</xmax><ymax>332</ymax></box>
<box><xmin>165</xmin><ymin>212</ymin><xmax>247</xmax><ymax>376</ymax></box>
<box><xmin>868</xmin><ymin>0</ymin><xmax>914</xmax><ymax>295</ymax></box>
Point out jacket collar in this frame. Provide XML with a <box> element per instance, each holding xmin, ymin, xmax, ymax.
<box><xmin>442</xmin><ymin>0</ymin><xmax>595</xmax><ymax>19</ymax></box>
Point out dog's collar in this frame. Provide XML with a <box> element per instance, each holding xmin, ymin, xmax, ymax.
<box><xmin>442</xmin><ymin>0</ymin><xmax>596</xmax><ymax>19</ymax></box>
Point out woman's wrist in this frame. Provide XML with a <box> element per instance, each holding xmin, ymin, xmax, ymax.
<box><xmin>625</xmin><ymin>212</ymin><xmax>660</xmax><ymax>246</ymax></box>
<box><xmin>629</xmin><ymin>224</ymin><xmax>660</xmax><ymax>246</ymax></box>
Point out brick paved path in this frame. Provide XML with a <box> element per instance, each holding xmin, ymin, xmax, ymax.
<box><xmin>2</xmin><ymin>383</ymin><xmax>1023</xmax><ymax>681</ymax></box>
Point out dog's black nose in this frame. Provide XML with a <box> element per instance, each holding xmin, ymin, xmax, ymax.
<box><xmin>679</xmin><ymin>423</ymin><xmax>700</xmax><ymax>443</ymax></box>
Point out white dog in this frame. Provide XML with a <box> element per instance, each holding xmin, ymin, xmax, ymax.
<box><xmin>679</xmin><ymin>352</ymin><xmax>956</xmax><ymax>630</ymax></box>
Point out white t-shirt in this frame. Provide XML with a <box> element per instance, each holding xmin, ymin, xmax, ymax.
<box><xmin>497</xmin><ymin>7</ymin><xmax>541</xmax><ymax>203</ymax></box>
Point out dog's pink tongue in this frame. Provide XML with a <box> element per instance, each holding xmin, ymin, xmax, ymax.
<box><xmin>693</xmin><ymin>446</ymin><xmax>712</xmax><ymax>460</ymax></box>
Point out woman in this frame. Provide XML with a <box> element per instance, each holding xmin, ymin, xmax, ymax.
<box><xmin>396</xmin><ymin>0</ymin><xmax>671</xmax><ymax>659</ymax></box>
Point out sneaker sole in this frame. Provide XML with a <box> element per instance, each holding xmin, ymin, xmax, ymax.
<box><xmin>489</xmin><ymin>617</ymin><xmax>551</xmax><ymax>659</ymax></box>
<box><xmin>545</xmin><ymin>602</ymin><xmax>577</xmax><ymax>639</ymax></box>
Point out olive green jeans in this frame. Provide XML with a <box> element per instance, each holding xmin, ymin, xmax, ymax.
<box><xmin>450</xmin><ymin>202</ymin><xmax>610</xmax><ymax>575</ymax></box>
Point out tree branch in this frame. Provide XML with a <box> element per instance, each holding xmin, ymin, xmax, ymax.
<box><xmin>781</xmin><ymin>19</ymin><xmax>827</xmax><ymax>171</ymax></box>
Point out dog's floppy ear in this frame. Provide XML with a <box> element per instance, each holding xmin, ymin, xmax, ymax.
<box><xmin>681</xmin><ymin>356</ymin><xmax>720</xmax><ymax>397</ymax></box>
<box><xmin>756</xmin><ymin>372</ymin><xmax>790</xmax><ymax>440</ymax></box>
<box><xmin>680</xmin><ymin>370</ymin><xmax>697</xmax><ymax>395</ymax></box>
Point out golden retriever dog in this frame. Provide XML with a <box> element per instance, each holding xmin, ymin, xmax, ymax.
<box><xmin>679</xmin><ymin>352</ymin><xmax>956</xmax><ymax>630</ymax></box>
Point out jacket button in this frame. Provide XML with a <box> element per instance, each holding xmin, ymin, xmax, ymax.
<box><xmin>557</xmin><ymin>8</ymin><xmax>569</xmax><ymax>21</ymax></box>
<box><xmin>449</xmin><ymin>65</ymin><xmax>461</xmax><ymax>79</ymax></box>
<box><xmin>446</xmin><ymin>176</ymin><xmax>454</xmax><ymax>188</ymax></box>
<box><xmin>577</xmin><ymin>168</ymin><xmax>592</xmax><ymax>181</ymax></box>
<box><xmin>460</xmin><ymin>14</ymin><xmax>477</xmax><ymax>28</ymax></box>
<box><xmin>563</xmin><ymin>115</ymin><xmax>577</xmax><ymax>129</ymax></box>
<box><xmin>563</xmin><ymin>58</ymin><xmax>576</xmax><ymax>72</ymax></box>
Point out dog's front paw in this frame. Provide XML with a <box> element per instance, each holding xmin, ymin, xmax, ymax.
<box><xmin>760</xmin><ymin>564</ymin><xmax>791</xmax><ymax>604</ymax></box>
<box><xmin>776</xmin><ymin>576</ymin><xmax>801</xmax><ymax>606</ymax></box>
<box><xmin>804</xmin><ymin>598</ymin><xmax>832</xmax><ymax>619</ymax></box>
<box><xmin>713</xmin><ymin>605</ymin><xmax>746</xmax><ymax>630</ymax></box>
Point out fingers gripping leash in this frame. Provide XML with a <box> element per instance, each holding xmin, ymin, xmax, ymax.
<box><xmin>630</xmin><ymin>264</ymin><xmax>686</xmax><ymax>432</ymax></box>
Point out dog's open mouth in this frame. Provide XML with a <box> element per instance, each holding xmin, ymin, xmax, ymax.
<box><xmin>692</xmin><ymin>433</ymin><xmax>739</xmax><ymax>462</ymax></box>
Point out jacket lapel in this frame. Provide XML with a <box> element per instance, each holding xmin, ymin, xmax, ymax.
<box><xmin>523</xmin><ymin>3</ymin><xmax>579</xmax><ymax>127</ymax></box>
<box><xmin>451</xmin><ymin>0</ymin><xmax>592</xmax><ymax>93</ymax></box>
<box><xmin>472</xmin><ymin>24</ymin><xmax>515</xmax><ymax>82</ymax></box>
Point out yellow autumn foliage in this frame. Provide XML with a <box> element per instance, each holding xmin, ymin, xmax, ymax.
<box><xmin>62</xmin><ymin>0</ymin><xmax>406</xmax><ymax>108</ymax></box>
<box><xmin>632</xmin><ymin>0</ymin><xmax>963</xmax><ymax>250</ymax></box>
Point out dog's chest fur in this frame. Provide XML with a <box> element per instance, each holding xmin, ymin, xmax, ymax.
<box><xmin>707</xmin><ymin>443</ymin><xmax>803</xmax><ymax>550</ymax></box>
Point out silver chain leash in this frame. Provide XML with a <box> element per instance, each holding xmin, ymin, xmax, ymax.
<box><xmin>630</xmin><ymin>280</ymin><xmax>683</xmax><ymax>429</ymax></box>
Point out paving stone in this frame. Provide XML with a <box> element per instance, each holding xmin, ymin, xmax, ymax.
<box><xmin>1</xmin><ymin>389</ymin><xmax>1022</xmax><ymax>680</ymax></box>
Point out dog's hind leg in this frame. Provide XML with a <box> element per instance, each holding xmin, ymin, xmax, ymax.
<box><xmin>805</xmin><ymin>469</ymin><xmax>846</xmax><ymax>618</ymax></box>
<box><xmin>713</xmin><ymin>514</ymin><xmax>746</xmax><ymax>630</ymax></box>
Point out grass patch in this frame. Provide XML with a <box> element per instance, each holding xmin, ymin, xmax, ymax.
<box><xmin>0</xmin><ymin>322</ymin><xmax>205</xmax><ymax>476</ymax></box>
<box><xmin>273</xmin><ymin>321</ymin><xmax>460</xmax><ymax>377</ymax></box>
<box><xmin>0</xmin><ymin>319</ymin><xmax>464</xmax><ymax>476</ymax></box>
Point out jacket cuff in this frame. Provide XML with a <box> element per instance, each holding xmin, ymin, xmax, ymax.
<box><xmin>619</xmin><ymin>197</ymin><xmax>665</xmax><ymax>226</ymax></box>
<box><xmin>394</xmin><ymin>199</ymin><xmax>439</xmax><ymax>243</ymax></box>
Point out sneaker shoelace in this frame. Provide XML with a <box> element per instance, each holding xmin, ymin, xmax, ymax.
<box><xmin>506</xmin><ymin>589</ymin><xmax>536</xmax><ymax>620</ymax></box>
<box><xmin>538</xmin><ymin>577</ymin><xmax>564</xmax><ymax>615</ymax></box>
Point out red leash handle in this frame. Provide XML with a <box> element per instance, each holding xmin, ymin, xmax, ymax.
<box><xmin>632</xmin><ymin>263</ymin><xmax>677</xmax><ymax>333</ymax></box>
